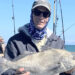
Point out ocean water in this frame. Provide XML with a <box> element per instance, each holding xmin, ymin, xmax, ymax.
<box><xmin>65</xmin><ymin>45</ymin><xmax>75</xmax><ymax>52</ymax></box>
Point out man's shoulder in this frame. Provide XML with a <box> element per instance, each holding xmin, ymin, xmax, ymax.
<box><xmin>48</xmin><ymin>33</ymin><xmax>64</xmax><ymax>42</ymax></box>
<box><xmin>42</xmin><ymin>33</ymin><xmax>64</xmax><ymax>50</ymax></box>
<box><xmin>8</xmin><ymin>33</ymin><xmax>22</xmax><ymax>41</ymax></box>
<box><xmin>8</xmin><ymin>32</ymin><xmax>28</xmax><ymax>43</ymax></box>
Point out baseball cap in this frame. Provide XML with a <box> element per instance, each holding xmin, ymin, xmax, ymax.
<box><xmin>32</xmin><ymin>0</ymin><xmax>51</xmax><ymax>12</ymax></box>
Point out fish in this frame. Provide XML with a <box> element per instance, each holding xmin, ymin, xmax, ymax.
<box><xmin>0</xmin><ymin>48</ymin><xmax>75</xmax><ymax>75</ymax></box>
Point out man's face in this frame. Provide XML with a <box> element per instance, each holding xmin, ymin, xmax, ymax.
<box><xmin>32</xmin><ymin>6</ymin><xmax>50</xmax><ymax>30</ymax></box>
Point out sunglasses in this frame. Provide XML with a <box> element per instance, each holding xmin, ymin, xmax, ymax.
<box><xmin>32</xmin><ymin>9</ymin><xmax>50</xmax><ymax>18</ymax></box>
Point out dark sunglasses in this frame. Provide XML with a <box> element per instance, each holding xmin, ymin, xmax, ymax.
<box><xmin>32</xmin><ymin>9</ymin><xmax>50</xmax><ymax>18</ymax></box>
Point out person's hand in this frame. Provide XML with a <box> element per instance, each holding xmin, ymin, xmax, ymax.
<box><xmin>15</xmin><ymin>68</ymin><xmax>30</xmax><ymax>75</ymax></box>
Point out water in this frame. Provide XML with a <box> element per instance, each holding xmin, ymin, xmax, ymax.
<box><xmin>65</xmin><ymin>45</ymin><xmax>75</xmax><ymax>52</ymax></box>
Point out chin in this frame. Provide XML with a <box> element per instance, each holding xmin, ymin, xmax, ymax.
<box><xmin>36</xmin><ymin>26</ymin><xmax>44</xmax><ymax>30</ymax></box>
<box><xmin>35</xmin><ymin>24</ymin><xmax>45</xmax><ymax>30</ymax></box>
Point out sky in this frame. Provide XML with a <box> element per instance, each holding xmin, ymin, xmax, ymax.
<box><xmin>0</xmin><ymin>0</ymin><xmax>75</xmax><ymax>45</ymax></box>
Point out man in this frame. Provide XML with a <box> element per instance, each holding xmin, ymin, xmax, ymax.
<box><xmin>2</xmin><ymin>0</ymin><xmax>74</xmax><ymax>75</ymax></box>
